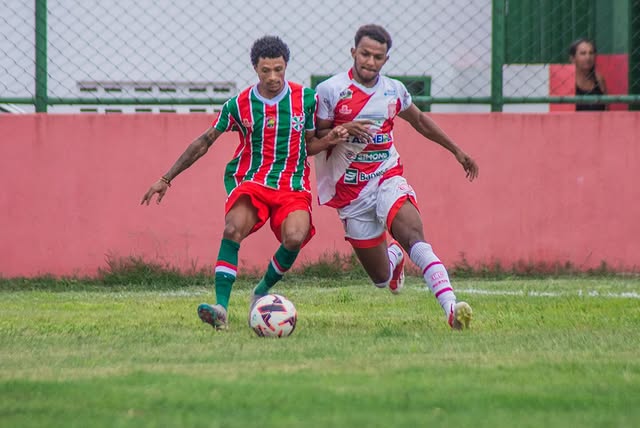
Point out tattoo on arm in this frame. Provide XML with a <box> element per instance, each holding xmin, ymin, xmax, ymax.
<box><xmin>164</xmin><ymin>128</ymin><xmax>219</xmax><ymax>180</ymax></box>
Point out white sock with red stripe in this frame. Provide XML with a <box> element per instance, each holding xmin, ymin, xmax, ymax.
<box><xmin>409</xmin><ymin>242</ymin><xmax>456</xmax><ymax>317</ymax></box>
<box><xmin>387</xmin><ymin>243</ymin><xmax>403</xmax><ymax>273</ymax></box>
<box><xmin>373</xmin><ymin>243</ymin><xmax>403</xmax><ymax>288</ymax></box>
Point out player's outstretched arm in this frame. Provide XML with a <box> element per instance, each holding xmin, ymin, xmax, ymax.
<box><xmin>398</xmin><ymin>104</ymin><xmax>479</xmax><ymax>181</ymax></box>
<box><xmin>140</xmin><ymin>127</ymin><xmax>222</xmax><ymax>205</ymax></box>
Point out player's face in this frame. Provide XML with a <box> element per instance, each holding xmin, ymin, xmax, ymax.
<box><xmin>254</xmin><ymin>56</ymin><xmax>287</xmax><ymax>98</ymax></box>
<box><xmin>351</xmin><ymin>36</ymin><xmax>389</xmax><ymax>86</ymax></box>
<box><xmin>571</xmin><ymin>42</ymin><xmax>595</xmax><ymax>72</ymax></box>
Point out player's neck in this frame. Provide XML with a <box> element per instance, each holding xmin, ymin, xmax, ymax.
<box><xmin>351</xmin><ymin>69</ymin><xmax>379</xmax><ymax>88</ymax></box>
<box><xmin>256</xmin><ymin>82</ymin><xmax>286</xmax><ymax>99</ymax></box>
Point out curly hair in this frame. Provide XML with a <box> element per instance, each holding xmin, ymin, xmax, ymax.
<box><xmin>354</xmin><ymin>24</ymin><xmax>392</xmax><ymax>52</ymax></box>
<box><xmin>250</xmin><ymin>36</ymin><xmax>290</xmax><ymax>66</ymax></box>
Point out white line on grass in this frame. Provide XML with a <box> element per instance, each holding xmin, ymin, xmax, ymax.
<box><xmin>104</xmin><ymin>287</ymin><xmax>640</xmax><ymax>299</ymax></box>
<box><xmin>455</xmin><ymin>288</ymin><xmax>640</xmax><ymax>299</ymax></box>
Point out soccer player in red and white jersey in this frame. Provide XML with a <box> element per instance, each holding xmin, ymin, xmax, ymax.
<box><xmin>314</xmin><ymin>25</ymin><xmax>479</xmax><ymax>329</ymax></box>
<box><xmin>141</xmin><ymin>36</ymin><xmax>347</xmax><ymax>330</ymax></box>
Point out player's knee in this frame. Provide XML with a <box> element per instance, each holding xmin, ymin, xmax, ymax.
<box><xmin>222</xmin><ymin>222</ymin><xmax>245</xmax><ymax>242</ymax></box>
<box><xmin>281</xmin><ymin>227</ymin><xmax>308</xmax><ymax>249</ymax></box>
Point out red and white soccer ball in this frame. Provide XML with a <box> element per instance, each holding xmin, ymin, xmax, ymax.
<box><xmin>249</xmin><ymin>294</ymin><xmax>297</xmax><ymax>338</ymax></box>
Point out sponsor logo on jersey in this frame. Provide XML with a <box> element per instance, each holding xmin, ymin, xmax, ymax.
<box><xmin>338</xmin><ymin>104</ymin><xmax>352</xmax><ymax>116</ymax></box>
<box><xmin>351</xmin><ymin>133</ymin><xmax>392</xmax><ymax>145</ymax></box>
<box><xmin>266</xmin><ymin>117</ymin><xmax>276</xmax><ymax>128</ymax></box>
<box><xmin>343</xmin><ymin>166</ymin><xmax>391</xmax><ymax>185</ymax></box>
<box><xmin>339</xmin><ymin>89</ymin><xmax>353</xmax><ymax>100</ymax></box>
<box><xmin>384</xmin><ymin>89</ymin><xmax>397</xmax><ymax>96</ymax></box>
<box><xmin>345</xmin><ymin>150</ymin><xmax>356</xmax><ymax>160</ymax></box>
<box><xmin>344</xmin><ymin>168</ymin><xmax>358</xmax><ymax>184</ymax></box>
<box><xmin>354</xmin><ymin>150</ymin><xmax>390</xmax><ymax>162</ymax></box>
<box><xmin>359</xmin><ymin>167</ymin><xmax>390</xmax><ymax>182</ymax></box>
<box><xmin>291</xmin><ymin>115</ymin><xmax>305</xmax><ymax>132</ymax></box>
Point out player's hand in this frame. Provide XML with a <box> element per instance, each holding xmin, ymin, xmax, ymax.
<box><xmin>327</xmin><ymin>125</ymin><xmax>349</xmax><ymax>146</ymax></box>
<box><xmin>455</xmin><ymin>151</ymin><xmax>479</xmax><ymax>182</ymax></box>
<box><xmin>342</xmin><ymin>120</ymin><xmax>376</xmax><ymax>143</ymax></box>
<box><xmin>140</xmin><ymin>180</ymin><xmax>169</xmax><ymax>205</ymax></box>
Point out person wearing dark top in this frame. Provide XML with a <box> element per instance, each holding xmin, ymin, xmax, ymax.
<box><xmin>569</xmin><ymin>38</ymin><xmax>608</xmax><ymax>111</ymax></box>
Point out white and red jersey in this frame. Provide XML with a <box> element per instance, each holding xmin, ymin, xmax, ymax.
<box><xmin>314</xmin><ymin>69</ymin><xmax>412</xmax><ymax>208</ymax></box>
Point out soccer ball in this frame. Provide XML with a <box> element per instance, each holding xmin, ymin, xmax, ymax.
<box><xmin>249</xmin><ymin>294</ymin><xmax>297</xmax><ymax>338</ymax></box>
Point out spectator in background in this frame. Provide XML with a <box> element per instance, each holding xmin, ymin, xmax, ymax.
<box><xmin>569</xmin><ymin>38</ymin><xmax>608</xmax><ymax>111</ymax></box>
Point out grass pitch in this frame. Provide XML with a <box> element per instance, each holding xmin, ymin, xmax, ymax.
<box><xmin>1</xmin><ymin>277</ymin><xmax>639</xmax><ymax>428</ymax></box>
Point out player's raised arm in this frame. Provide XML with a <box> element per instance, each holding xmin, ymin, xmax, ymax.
<box><xmin>140</xmin><ymin>126</ymin><xmax>222</xmax><ymax>205</ymax></box>
<box><xmin>398</xmin><ymin>104</ymin><xmax>479</xmax><ymax>181</ymax></box>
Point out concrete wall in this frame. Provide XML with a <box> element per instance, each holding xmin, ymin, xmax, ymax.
<box><xmin>1</xmin><ymin>113</ymin><xmax>638</xmax><ymax>277</ymax></box>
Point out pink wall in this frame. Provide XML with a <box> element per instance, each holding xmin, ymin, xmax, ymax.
<box><xmin>1</xmin><ymin>113</ymin><xmax>638</xmax><ymax>277</ymax></box>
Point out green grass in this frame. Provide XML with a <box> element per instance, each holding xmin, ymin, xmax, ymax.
<box><xmin>1</xmin><ymin>277</ymin><xmax>639</xmax><ymax>428</ymax></box>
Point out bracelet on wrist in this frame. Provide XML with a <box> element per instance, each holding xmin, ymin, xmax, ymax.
<box><xmin>160</xmin><ymin>176</ymin><xmax>172</xmax><ymax>187</ymax></box>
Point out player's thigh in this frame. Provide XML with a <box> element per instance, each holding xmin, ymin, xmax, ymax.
<box><xmin>224</xmin><ymin>195</ymin><xmax>261</xmax><ymax>241</ymax></box>
<box><xmin>280</xmin><ymin>209</ymin><xmax>311</xmax><ymax>247</ymax></box>
<box><xmin>341</xmin><ymin>211</ymin><xmax>389</xmax><ymax>282</ymax></box>
<box><xmin>272</xmin><ymin>191</ymin><xmax>314</xmax><ymax>249</ymax></box>
<box><xmin>389</xmin><ymin>200</ymin><xmax>425</xmax><ymax>250</ymax></box>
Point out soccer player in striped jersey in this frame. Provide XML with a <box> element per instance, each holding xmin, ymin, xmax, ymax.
<box><xmin>141</xmin><ymin>36</ymin><xmax>347</xmax><ymax>330</ymax></box>
<box><xmin>314</xmin><ymin>25</ymin><xmax>479</xmax><ymax>330</ymax></box>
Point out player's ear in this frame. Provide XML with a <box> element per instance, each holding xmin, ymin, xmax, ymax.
<box><xmin>351</xmin><ymin>47</ymin><xmax>356</xmax><ymax>58</ymax></box>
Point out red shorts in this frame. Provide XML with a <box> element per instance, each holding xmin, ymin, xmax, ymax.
<box><xmin>225</xmin><ymin>181</ymin><xmax>315</xmax><ymax>246</ymax></box>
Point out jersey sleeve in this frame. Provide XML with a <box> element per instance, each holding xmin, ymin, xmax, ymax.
<box><xmin>396</xmin><ymin>80</ymin><xmax>413</xmax><ymax>111</ymax></box>
<box><xmin>212</xmin><ymin>98</ymin><xmax>237</xmax><ymax>132</ymax></box>
<box><xmin>315</xmin><ymin>81</ymin><xmax>335</xmax><ymax>121</ymax></box>
<box><xmin>303</xmin><ymin>87</ymin><xmax>317</xmax><ymax>131</ymax></box>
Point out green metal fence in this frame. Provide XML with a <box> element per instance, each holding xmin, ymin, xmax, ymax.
<box><xmin>2</xmin><ymin>0</ymin><xmax>639</xmax><ymax>113</ymax></box>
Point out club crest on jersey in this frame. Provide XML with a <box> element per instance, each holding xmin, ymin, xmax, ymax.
<box><xmin>339</xmin><ymin>89</ymin><xmax>353</xmax><ymax>100</ymax></box>
<box><xmin>291</xmin><ymin>115</ymin><xmax>305</xmax><ymax>132</ymax></box>
<box><xmin>266</xmin><ymin>117</ymin><xmax>276</xmax><ymax>128</ymax></box>
<box><xmin>338</xmin><ymin>104</ymin><xmax>352</xmax><ymax>116</ymax></box>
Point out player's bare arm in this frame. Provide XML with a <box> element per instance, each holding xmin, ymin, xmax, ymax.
<box><xmin>306</xmin><ymin>125</ymin><xmax>349</xmax><ymax>156</ymax></box>
<box><xmin>398</xmin><ymin>104</ymin><xmax>479</xmax><ymax>181</ymax></box>
<box><xmin>141</xmin><ymin>127</ymin><xmax>222</xmax><ymax>205</ymax></box>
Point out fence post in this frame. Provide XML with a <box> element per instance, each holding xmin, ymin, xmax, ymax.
<box><xmin>35</xmin><ymin>0</ymin><xmax>48</xmax><ymax>112</ymax></box>
<box><xmin>631</xmin><ymin>0</ymin><xmax>640</xmax><ymax>110</ymax></box>
<box><xmin>491</xmin><ymin>0</ymin><xmax>506</xmax><ymax>112</ymax></box>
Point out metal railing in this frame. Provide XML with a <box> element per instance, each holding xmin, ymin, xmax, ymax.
<box><xmin>1</xmin><ymin>0</ymin><xmax>639</xmax><ymax>112</ymax></box>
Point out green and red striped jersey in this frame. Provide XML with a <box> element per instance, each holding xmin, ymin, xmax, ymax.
<box><xmin>213</xmin><ymin>81</ymin><xmax>317</xmax><ymax>194</ymax></box>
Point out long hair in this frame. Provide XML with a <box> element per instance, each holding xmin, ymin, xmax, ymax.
<box><xmin>569</xmin><ymin>38</ymin><xmax>597</xmax><ymax>83</ymax></box>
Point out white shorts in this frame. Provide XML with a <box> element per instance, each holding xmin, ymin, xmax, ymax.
<box><xmin>337</xmin><ymin>176</ymin><xmax>418</xmax><ymax>247</ymax></box>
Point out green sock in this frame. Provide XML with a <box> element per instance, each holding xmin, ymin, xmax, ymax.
<box><xmin>253</xmin><ymin>245</ymin><xmax>299</xmax><ymax>295</ymax></box>
<box><xmin>214</xmin><ymin>238</ymin><xmax>240</xmax><ymax>310</ymax></box>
